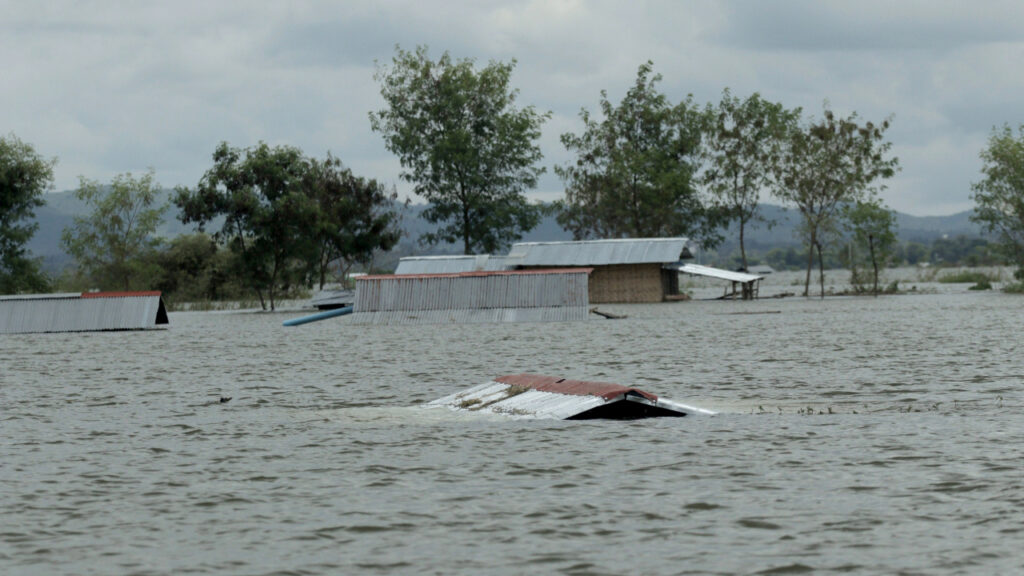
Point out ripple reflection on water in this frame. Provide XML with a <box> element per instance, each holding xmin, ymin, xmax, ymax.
<box><xmin>3</xmin><ymin>291</ymin><xmax>1023</xmax><ymax>575</ymax></box>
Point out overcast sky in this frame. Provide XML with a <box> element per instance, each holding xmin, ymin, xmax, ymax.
<box><xmin>4</xmin><ymin>0</ymin><xmax>1023</xmax><ymax>216</ymax></box>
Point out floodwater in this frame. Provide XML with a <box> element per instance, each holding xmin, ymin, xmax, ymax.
<box><xmin>3</xmin><ymin>270</ymin><xmax>1023</xmax><ymax>575</ymax></box>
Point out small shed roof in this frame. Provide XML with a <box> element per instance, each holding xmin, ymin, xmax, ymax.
<box><xmin>428</xmin><ymin>374</ymin><xmax>716</xmax><ymax>420</ymax></box>
<box><xmin>671</xmin><ymin>263</ymin><xmax>764</xmax><ymax>283</ymax></box>
<box><xmin>507</xmin><ymin>238</ymin><xmax>692</xmax><ymax>267</ymax></box>
<box><xmin>0</xmin><ymin>291</ymin><xmax>169</xmax><ymax>334</ymax></box>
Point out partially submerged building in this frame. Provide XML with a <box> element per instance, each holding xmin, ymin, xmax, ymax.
<box><xmin>505</xmin><ymin>238</ymin><xmax>692</xmax><ymax>303</ymax></box>
<box><xmin>349</xmin><ymin>268</ymin><xmax>591</xmax><ymax>325</ymax></box>
<box><xmin>0</xmin><ymin>291</ymin><xmax>169</xmax><ymax>334</ymax></box>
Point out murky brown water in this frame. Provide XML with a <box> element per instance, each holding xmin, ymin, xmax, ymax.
<box><xmin>3</xmin><ymin>274</ymin><xmax>1023</xmax><ymax>575</ymax></box>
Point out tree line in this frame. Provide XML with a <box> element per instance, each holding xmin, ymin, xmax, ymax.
<box><xmin>371</xmin><ymin>48</ymin><xmax>901</xmax><ymax>297</ymax></box>
<box><xmin>2</xmin><ymin>138</ymin><xmax>402</xmax><ymax>310</ymax></box>
<box><xmin>4</xmin><ymin>45</ymin><xmax>1024</xmax><ymax>301</ymax></box>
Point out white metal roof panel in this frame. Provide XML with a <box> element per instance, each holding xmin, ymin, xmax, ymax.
<box><xmin>427</xmin><ymin>381</ymin><xmax>606</xmax><ymax>420</ymax></box>
<box><xmin>395</xmin><ymin>255</ymin><xmax>492</xmax><ymax>275</ymax></box>
<box><xmin>508</xmin><ymin>238</ymin><xmax>690</xmax><ymax>266</ymax></box>
<box><xmin>672</xmin><ymin>263</ymin><xmax>764</xmax><ymax>283</ymax></box>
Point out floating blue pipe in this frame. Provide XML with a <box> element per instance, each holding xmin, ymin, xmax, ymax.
<box><xmin>283</xmin><ymin>306</ymin><xmax>353</xmax><ymax>327</ymax></box>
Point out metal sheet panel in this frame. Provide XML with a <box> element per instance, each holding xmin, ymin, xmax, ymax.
<box><xmin>0</xmin><ymin>292</ymin><xmax>168</xmax><ymax>334</ymax></box>
<box><xmin>352</xmin><ymin>269</ymin><xmax>590</xmax><ymax>324</ymax></box>
<box><xmin>482</xmin><ymin>255</ymin><xmax>516</xmax><ymax>271</ymax></box>
<box><xmin>672</xmin><ymin>263</ymin><xmax>763</xmax><ymax>283</ymax></box>
<box><xmin>427</xmin><ymin>374</ymin><xmax>716</xmax><ymax>419</ymax></box>
<box><xmin>394</xmin><ymin>255</ymin><xmax>493</xmax><ymax>275</ymax></box>
<box><xmin>508</xmin><ymin>238</ymin><xmax>691</xmax><ymax>267</ymax></box>
<box><xmin>348</xmin><ymin>306</ymin><xmax>590</xmax><ymax>325</ymax></box>
<box><xmin>427</xmin><ymin>381</ymin><xmax>606</xmax><ymax>420</ymax></box>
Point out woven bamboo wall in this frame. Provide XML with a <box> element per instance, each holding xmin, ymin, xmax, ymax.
<box><xmin>588</xmin><ymin>263</ymin><xmax>665</xmax><ymax>303</ymax></box>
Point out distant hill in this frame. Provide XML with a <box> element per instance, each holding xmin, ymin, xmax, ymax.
<box><xmin>26</xmin><ymin>189</ymin><xmax>984</xmax><ymax>272</ymax></box>
<box><xmin>715</xmin><ymin>204</ymin><xmax>982</xmax><ymax>251</ymax></box>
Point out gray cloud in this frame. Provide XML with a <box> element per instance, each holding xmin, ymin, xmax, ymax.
<box><xmin>709</xmin><ymin>0</ymin><xmax>1024</xmax><ymax>52</ymax></box>
<box><xmin>2</xmin><ymin>0</ymin><xmax>1022</xmax><ymax>216</ymax></box>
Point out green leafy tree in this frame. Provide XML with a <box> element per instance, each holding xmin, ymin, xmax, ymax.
<box><xmin>900</xmin><ymin>241</ymin><xmax>929</xmax><ymax>266</ymax></box>
<box><xmin>152</xmin><ymin>233</ymin><xmax>249</xmax><ymax>303</ymax></box>
<box><xmin>370</xmin><ymin>45</ymin><xmax>548</xmax><ymax>254</ymax></box>
<box><xmin>61</xmin><ymin>170</ymin><xmax>167</xmax><ymax>290</ymax></box>
<box><xmin>773</xmin><ymin>106</ymin><xmax>899</xmax><ymax>297</ymax></box>
<box><xmin>305</xmin><ymin>154</ymin><xmax>403</xmax><ymax>289</ymax></box>
<box><xmin>843</xmin><ymin>200</ymin><xmax>897</xmax><ymax>295</ymax></box>
<box><xmin>703</xmin><ymin>89</ymin><xmax>799</xmax><ymax>269</ymax></box>
<box><xmin>970</xmin><ymin>124</ymin><xmax>1024</xmax><ymax>278</ymax></box>
<box><xmin>556</xmin><ymin>61</ymin><xmax>718</xmax><ymax>244</ymax></box>
<box><xmin>175</xmin><ymin>142</ymin><xmax>316</xmax><ymax>311</ymax></box>
<box><xmin>0</xmin><ymin>134</ymin><xmax>55</xmax><ymax>293</ymax></box>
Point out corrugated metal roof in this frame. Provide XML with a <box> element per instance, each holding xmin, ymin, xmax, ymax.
<box><xmin>348</xmin><ymin>306</ymin><xmax>589</xmax><ymax>325</ymax></box>
<box><xmin>427</xmin><ymin>374</ymin><xmax>716</xmax><ymax>420</ymax></box>
<box><xmin>0</xmin><ymin>291</ymin><xmax>169</xmax><ymax>334</ymax></box>
<box><xmin>671</xmin><ymin>263</ymin><xmax>764</xmax><ymax>283</ymax></box>
<box><xmin>395</xmin><ymin>255</ymin><xmax>490</xmax><ymax>275</ymax></box>
<box><xmin>0</xmin><ymin>292</ymin><xmax>81</xmax><ymax>301</ymax></box>
<box><xmin>507</xmin><ymin>238</ymin><xmax>691</xmax><ymax>267</ymax></box>
<box><xmin>351</xmin><ymin>269</ymin><xmax>591</xmax><ymax>325</ymax></box>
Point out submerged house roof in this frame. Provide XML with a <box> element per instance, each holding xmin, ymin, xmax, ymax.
<box><xmin>428</xmin><ymin>374</ymin><xmax>716</xmax><ymax>420</ymax></box>
<box><xmin>0</xmin><ymin>291</ymin><xmax>169</xmax><ymax>334</ymax></box>
<box><xmin>507</xmin><ymin>238</ymin><xmax>692</xmax><ymax>267</ymax></box>
<box><xmin>394</xmin><ymin>254</ymin><xmax>513</xmax><ymax>275</ymax></box>
<box><xmin>350</xmin><ymin>268</ymin><xmax>591</xmax><ymax>325</ymax></box>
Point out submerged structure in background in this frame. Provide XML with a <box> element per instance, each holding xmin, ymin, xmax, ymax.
<box><xmin>672</xmin><ymin>263</ymin><xmax>765</xmax><ymax>300</ymax></box>
<box><xmin>428</xmin><ymin>374</ymin><xmax>716</xmax><ymax>420</ymax></box>
<box><xmin>506</xmin><ymin>238</ymin><xmax>692</xmax><ymax>303</ymax></box>
<box><xmin>0</xmin><ymin>291</ymin><xmax>169</xmax><ymax>334</ymax></box>
<box><xmin>348</xmin><ymin>268</ymin><xmax>591</xmax><ymax>325</ymax></box>
<box><xmin>393</xmin><ymin>238</ymin><xmax>694</xmax><ymax>304</ymax></box>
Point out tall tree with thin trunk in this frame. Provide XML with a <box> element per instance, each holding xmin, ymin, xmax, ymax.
<box><xmin>0</xmin><ymin>134</ymin><xmax>55</xmax><ymax>293</ymax></box>
<box><xmin>843</xmin><ymin>199</ymin><xmax>897</xmax><ymax>296</ymax></box>
<box><xmin>970</xmin><ymin>124</ymin><xmax>1024</xmax><ymax>279</ymax></box>
<box><xmin>370</xmin><ymin>45</ymin><xmax>549</xmax><ymax>255</ymax></box>
<box><xmin>556</xmin><ymin>61</ymin><xmax>720</xmax><ymax>245</ymax></box>
<box><xmin>773</xmin><ymin>106</ymin><xmax>898</xmax><ymax>297</ymax></box>
<box><xmin>61</xmin><ymin>170</ymin><xmax>167</xmax><ymax>290</ymax></box>
<box><xmin>703</xmin><ymin>89</ymin><xmax>799</xmax><ymax>269</ymax></box>
<box><xmin>304</xmin><ymin>154</ymin><xmax>403</xmax><ymax>289</ymax></box>
<box><xmin>175</xmin><ymin>142</ymin><xmax>315</xmax><ymax>311</ymax></box>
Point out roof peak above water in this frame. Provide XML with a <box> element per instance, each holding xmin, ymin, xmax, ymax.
<box><xmin>511</xmin><ymin>237</ymin><xmax>688</xmax><ymax>246</ymax></box>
